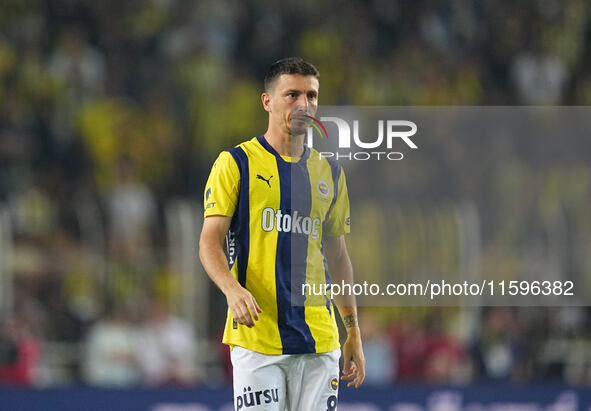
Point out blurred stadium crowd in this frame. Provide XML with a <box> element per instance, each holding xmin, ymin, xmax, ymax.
<box><xmin>1</xmin><ymin>0</ymin><xmax>591</xmax><ymax>388</ymax></box>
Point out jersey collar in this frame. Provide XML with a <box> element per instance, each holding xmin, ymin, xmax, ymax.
<box><xmin>257</xmin><ymin>135</ymin><xmax>310</xmax><ymax>163</ymax></box>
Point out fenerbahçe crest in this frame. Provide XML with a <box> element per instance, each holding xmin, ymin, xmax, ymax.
<box><xmin>317</xmin><ymin>180</ymin><xmax>330</xmax><ymax>197</ymax></box>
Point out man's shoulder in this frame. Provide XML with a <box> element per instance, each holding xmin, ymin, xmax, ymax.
<box><xmin>214</xmin><ymin>137</ymin><xmax>260</xmax><ymax>168</ymax></box>
<box><xmin>225</xmin><ymin>136</ymin><xmax>260</xmax><ymax>155</ymax></box>
<box><xmin>307</xmin><ymin>146</ymin><xmax>343</xmax><ymax>175</ymax></box>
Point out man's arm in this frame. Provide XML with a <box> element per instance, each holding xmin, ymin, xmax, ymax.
<box><xmin>199</xmin><ymin>215</ymin><xmax>262</xmax><ymax>328</ymax></box>
<box><xmin>324</xmin><ymin>234</ymin><xmax>365</xmax><ymax>388</ymax></box>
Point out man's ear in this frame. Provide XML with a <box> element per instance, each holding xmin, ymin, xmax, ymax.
<box><xmin>261</xmin><ymin>92</ymin><xmax>272</xmax><ymax>113</ymax></box>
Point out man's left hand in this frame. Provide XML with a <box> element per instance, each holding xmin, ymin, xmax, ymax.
<box><xmin>340</xmin><ymin>327</ymin><xmax>365</xmax><ymax>388</ymax></box>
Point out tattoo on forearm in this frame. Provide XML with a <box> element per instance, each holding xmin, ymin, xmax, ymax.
<box><xmin>343</xmin><ymin>314</ymin><xmax>358</xmax><ymax>328</ymax></box>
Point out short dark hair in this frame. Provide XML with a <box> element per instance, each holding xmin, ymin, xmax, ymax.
<box><xmin>264</xmin><ymin>57</ymin><xmax>319</xmax><ymax>92</ymax></box>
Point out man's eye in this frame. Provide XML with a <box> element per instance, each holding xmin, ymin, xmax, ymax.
<box><xmin>288</xmin><ymin>93</ymin><xmax>297</xmax><ymax>98</ymax></box>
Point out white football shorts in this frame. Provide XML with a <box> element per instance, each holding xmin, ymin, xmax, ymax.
<box><xmin>231</xmin><ymin>345</ymin><xmax>341</xmax><ymax>411</ymax></box>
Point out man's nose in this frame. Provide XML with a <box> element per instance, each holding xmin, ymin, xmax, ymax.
<box><xmin>297</xmin><ymin>95</ymin><xmax>310</xmax><ymax>107</ymax></box>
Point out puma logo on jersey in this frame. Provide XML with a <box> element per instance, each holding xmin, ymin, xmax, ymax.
<box><xmin>256</xmin><ymin>174</ymin><xmax>273</xmax><ymax>187</ymax></box>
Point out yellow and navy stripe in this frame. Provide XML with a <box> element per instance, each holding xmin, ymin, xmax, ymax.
<box><xmin>227</xmin><ymin>146</ymin><xmax>249</xmax><ymax>287</ymax></box>
<box><xmin>260</xmin><ymin>136</ymin><xmax>316</xmax><ymax>354</ymax></box>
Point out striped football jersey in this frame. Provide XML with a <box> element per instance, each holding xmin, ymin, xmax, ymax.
<box><xmin>204</xmin><ymin>135</ymin><xmax>350</xmax><ymax>354</ymax></box>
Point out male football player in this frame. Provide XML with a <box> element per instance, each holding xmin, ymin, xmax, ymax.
<box><xmin>200</xmin><ymin>57</ymin><xmax>365</xmax><ymax>410</ymax></box>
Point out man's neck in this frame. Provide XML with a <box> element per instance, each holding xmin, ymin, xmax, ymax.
<box><xmin>263</xmin><ymin>130</ymin><xmax>305</xmax><ymax>158</ymax></box>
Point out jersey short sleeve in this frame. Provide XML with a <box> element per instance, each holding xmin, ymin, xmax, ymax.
<box><xmin>323</xmin><ymin>166</ymin><xmax>351</xmax><ymax>236</ymax></box>
<box><xmin>203</xmin><ymin>151</ymin><xmax>240</xmax><ymax>218</ymax></box>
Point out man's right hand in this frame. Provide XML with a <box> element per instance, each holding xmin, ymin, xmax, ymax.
<box><xmin>224</xmin><ymin>282</ymin><xmax>263</xmax><ymax>328</ymax></box>
<box><xmin>199</xmin><ymin>215</ymin><xmax>262</xmax><ymax>328</ymax></box>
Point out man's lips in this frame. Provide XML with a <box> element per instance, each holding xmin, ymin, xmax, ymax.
<box><xmin>290</xmin><ymin>113</ymin><xmax>312</xmax><ymax>122</ymax></box>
